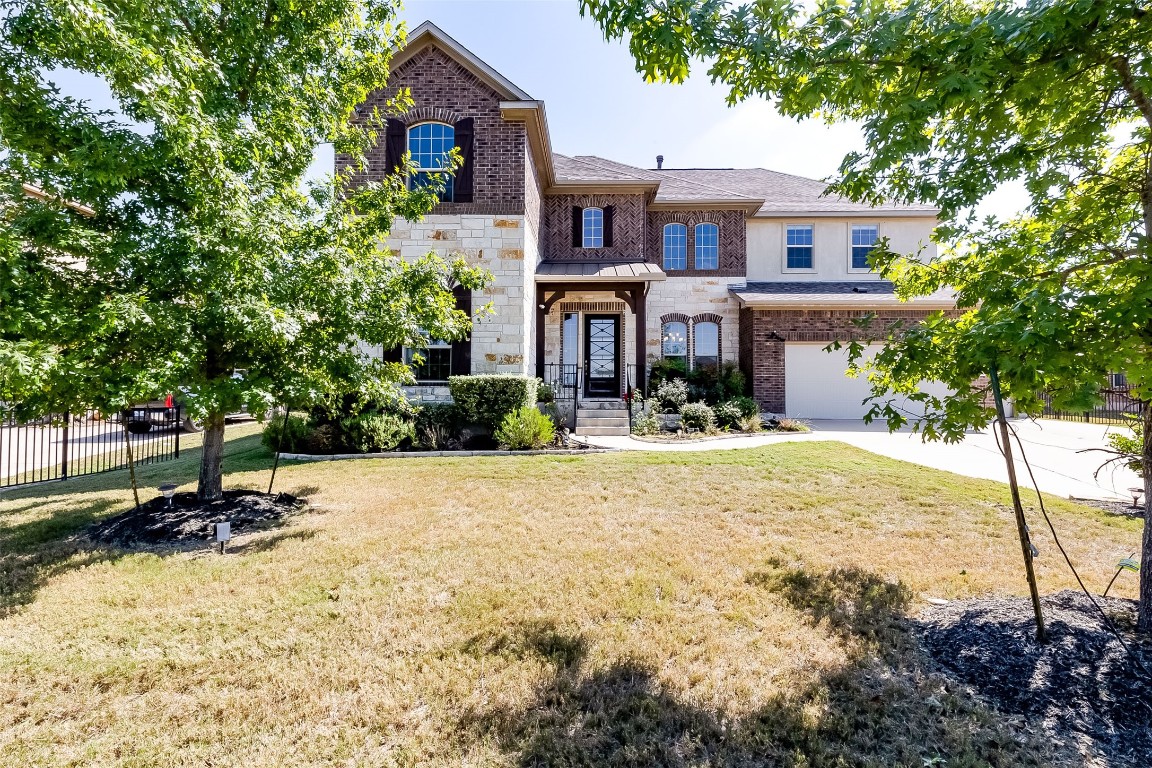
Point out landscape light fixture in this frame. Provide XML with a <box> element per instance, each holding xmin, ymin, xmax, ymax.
<box><xmin>159</xmin><ymin>483</ymin><xmax>177</xmax><ymax>507</ymax></box>
<box><xmin>213</xmin><ymin>521</ymin><xmax>232</xmax><ymax>554</ymax></box>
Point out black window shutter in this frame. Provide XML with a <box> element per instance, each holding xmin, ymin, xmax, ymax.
<box><xmin>453</xmin><ymin>118</ymin><xmax>475</xmax><ymax>202</ymax></box>
<box><xmin>384</xmin><ymin>119</ymin><xmax>407</xmax><ymax>175</ymax></box>
<box><xmin>450</xmin><ymin>286</ymin><xmax>472</xmax><ymax>376</ymax></box>
<box><xmin>381</xmin><ymin>345</ymin><xmax>403</xmax><ymax>363</ymax></box>
<box><xmin>571</xmin><ymin>206</ymin><xmax>582</xmax><ymax>248</ymax></box>
<box><xmin>603</xmin><ymin>205</ymin><xmax>615</xmax><ymax>248</ymax></box>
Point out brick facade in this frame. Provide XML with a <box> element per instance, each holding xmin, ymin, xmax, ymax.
<box><xmin>338</xmin><ymin>45</ymin><xmax>526</xmax><ymax>216</ymax></box>
<box><xmin>646</xmin><ymin>210</ymin><xmax>746</xmax><ymax>276</ymax></box>
<box><xmin>542</xmin><ymin>194</ymin><xmax>647</xmax><ymax>260</ymax></box>
<box><xmin>742</xmin><ymin>308</ymin><xmax>946</xmax><ymax>413</ymax></box>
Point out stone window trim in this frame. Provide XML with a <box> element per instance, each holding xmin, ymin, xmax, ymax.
<box><xmin>396</xmin><ymin>106</ymin><xmax>465</xmax><ymax>127</ymax></box>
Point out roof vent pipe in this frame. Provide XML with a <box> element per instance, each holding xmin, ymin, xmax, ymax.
<box><xmin>656</xmin><ymin>155</ymin><xmax>664</xmax><ymax>169</ymax></box>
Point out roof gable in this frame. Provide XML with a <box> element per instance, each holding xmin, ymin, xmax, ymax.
<box><xmin>392</xmin><ymin>21</ymin><xmax>532</xmax><ymax>102</ymax></box>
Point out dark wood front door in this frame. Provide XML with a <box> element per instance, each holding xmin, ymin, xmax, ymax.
<box><xmin>583</xmin><ymin>314</ymin><xmax>620</xmax><ymax>397</ymax></box>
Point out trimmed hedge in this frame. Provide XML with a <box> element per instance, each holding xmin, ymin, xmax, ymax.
<box><xmin>448</xmin><ymin>374</ymin><xmax>539</xmax><ymax>430</ymax></box>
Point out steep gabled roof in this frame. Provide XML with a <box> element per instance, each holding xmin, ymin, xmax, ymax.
<box><xmin>392</xmin><ymin>21</ymin><xmax>532</xmax><ymax>101</ymax></box>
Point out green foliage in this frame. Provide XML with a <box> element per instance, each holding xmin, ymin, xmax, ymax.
<box><xmin>713</xmin><ymin>400</ymin><xmax>744</xmax><ymax>430</ymax></box>
<box><xmin>414</xmin><ymin>402</ymin><xmax>459</xmax><ymax>450</ymax></box>
<box><xmin>628</xmin><ymin>393</ymin><xmax>660</xmax><ymax>436</ymax></box>
<box><xmin>653</xmin><ymin>379</ymin><xmax>689</xmax><ymax>414</ymax></box>
<box><xmin>1106</xmin><ymin>420</ymin><xmax>1144</xmax><ymax>477</ymax></box>
<box><xmin>494</xmin><ymin>406</ymin><xmax>556</xmax><ymax>450</ymax></box>
<box><xmin>688</xmin><ymin>363</ymin><xmax>746</xmax><ymax>404</ymax></box>
<box><xmin>261</xmin><ymin>414</ymin><xmax>312</xmax><ymax>454</ymax></box>
<box><xmin>679</xmin><ymin>401</ymin><xmax>716</xmax><ymax>432</ymax></box>
<box><xmin>449</xmin><ymin>375</ymin><xmax>538</xmax><ymax>430</ymax></box>
<box><xmin>339</xmin><ymin>411</ymin><xmax>413</xmax><ymax>453</ymax></box>
<box><xmin>648</xmin><ymin>357</ymin><xmax>688</xmax><ymax>391</ymax></box>
<box><xmin>0</xmin><ymin>0</ymin><xmax>488</xmax><ymax>498</ymax></box>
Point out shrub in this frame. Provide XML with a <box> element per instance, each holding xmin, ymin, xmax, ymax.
<box><xmin>679</xmin><ymin>401</ymin><xmax>716</xmax><ymax>432</ymax></box>
<box><xmin>494</xmin><ymin>406</ymin><xmax>556</xmax><ymax>450</ymax></box>
<box><xmin>631</xmin><ymin>409</ymin><xmax>660</xmax><ymax>436</ymax></box>
<box><xmin>713</xmin><ymin>400</ymin><xmax>744</xmax><ymax>430</ymax></box>
<box><xmin>688</xmin><ymin>362</ymin><xmax>746</xmax><ymax>404</ymax></box>
<box><xmin>449</xmin><ymin>375</ymin><xmax>538</xmax><ymax>430</ymax></box>
<box><xmin>776</xmin><ymin>417</ymin><xmax>810</xmax><ymax>433</ymax></box>
<box><xmin>649</xmin><ymin>357</ymin><xmax>688</xmax><ymax>390</ymax></box>
<box><xmin>653</xmin><ymin>378</ymin><xmax>689</xmax><ymax>414</ymax></box>
<box><xmin>1106</xmin><ymin>419</ymin><xmax>1143</xmax><ymax>475</ymax></box>
<box><xmin>414</xmin><ymin>402</ymin><xmax>459</xmax><ymax>450</ymax></box>
<box><xmin>737</xmin><ymin>413</ymin><xmax>763</xmax><ymax>433</ymax></box>
<box><xmin>339</xmin><ymin>411</ymin><xmax>414</xmax><ymax>452</ymax></box>
<box><xmin>536</xmin><ymin>383</ymin><xmax>555</xmax><ymax>404</ymax></box>
<box><xmin>728</xmin><ymin>396</ymin><xmax>760</xmax><ymax>418</ymax></box>
<box><xmin>261</xmin><ymin>414</ymin><xmax>311</xmax><ymax>453</ymax></box>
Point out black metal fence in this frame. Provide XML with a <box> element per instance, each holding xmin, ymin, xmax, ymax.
<box><xmin>1039</xmin><ymin>379</ymin><xmax>1143</xmax><ymax>425</ymax></box>
<box><xmin>1</xmin><ymin>406</ymin><xmax>181</xmax><ymax>489</ymax></box>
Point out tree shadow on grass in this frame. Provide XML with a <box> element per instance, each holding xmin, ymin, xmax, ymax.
<box><xmin>458</xmin><ymin>568</ymin><xmax>1058</xmax><ymax>767</ymax></box>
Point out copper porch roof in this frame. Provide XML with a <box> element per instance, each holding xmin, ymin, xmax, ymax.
<box><xmin>535</xmin><ymin>261</ymin><xmax>667</xmax><ymax>282</ymax></box>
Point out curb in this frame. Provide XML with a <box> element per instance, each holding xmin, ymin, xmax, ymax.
<box><xmin>277</xmin><ymin>448</ymin><xmax>618</xmax><ymax>461</ymax></box>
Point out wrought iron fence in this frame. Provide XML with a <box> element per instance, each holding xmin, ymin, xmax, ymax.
<box><xmin>1</xmin><ymin>406</ymin><xmax>181</xmax><ymax>489</ymax></box>
<box><xmin>1038</xmin><ymin>379</ymin><xmax>1143</xmax><ymax>425</ymax></box>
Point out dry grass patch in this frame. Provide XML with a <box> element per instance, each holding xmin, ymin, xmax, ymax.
<box><xmin>0</xmin><ymin>426</ymin><xmax>1141</xmax><ymax>766</ymax></box>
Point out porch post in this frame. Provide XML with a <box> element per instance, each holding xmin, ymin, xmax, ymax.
<box><xmin>535</xmin><ymin>286</ymin><xmax>546</xmax><ymax>380</ymax></box>
<box><xmin>634</xmin><ymin>286</ymin><xmax>647</xmax><ymax>395</ymax></box>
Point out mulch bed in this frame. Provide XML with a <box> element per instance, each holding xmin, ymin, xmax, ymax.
<box><xmin>1073</xmin><ymin>496</ymin><xmax>1146</xmax><ymax>519</ymax></box>
<box><xmin>87</xmin><ymin>490</ymin><xmax>304</xmax><ymax>548</ymax></box>
<box><xmin>916</xmin><ymin>590</ymin><xmax>1152</xmax><ymax>764</ymax></box>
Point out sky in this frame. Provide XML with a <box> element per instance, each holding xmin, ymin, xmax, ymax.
<box><xmin>40</xmin><ymin>0</ymin><xmax>1027</xmax><ymax>216</ymax></box>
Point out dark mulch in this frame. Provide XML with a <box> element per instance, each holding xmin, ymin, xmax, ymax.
<box><xmin>917</xmin><ymin>590</ymin><xmax>1152</xmax><ymax>764</ymax></box>
<box><xmin>1074</xmin><ymin>496</ymin><xmax>1146</xmax><ymax>519</ymax></box>
<box><xmin>87</xmin><ymin>490</ymin><xmax>304</xmax><ymax>548</ymax></box>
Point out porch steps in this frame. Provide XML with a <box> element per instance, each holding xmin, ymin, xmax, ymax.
<box><xmin>575</xmin><ymin>400</ymin><xmax>630</xmax><ymax>436</ymax></box>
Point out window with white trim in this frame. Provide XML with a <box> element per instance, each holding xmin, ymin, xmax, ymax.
<box><xmin>403</xmin><ymin>332</ymin><xmax>452</xmax><ymax>382</ymax></box>
<box><xmin>582</xmin><ymin>207</ymin><xmax>604</xmax><ymax>248</ymax></box>
<box><xmin>695</xmin><ymin>222</ymin><xmax>719</xmax><ymax>270</ymax></box>
<box><xmin>408</xmin><ymin>122</ymin><xmax>454</xmax><ymax>202</ymax></box>
<box><xmin>786</xmin><ymin>224</ymin><xmax>814</xmax><ymax>269</ymax></box>
<box><xmin>851</xmin><ymin>224</ymin><xmax>879</xmax><ymax>270</ymax></box>
<box><xmin>663</xmin><ymin>223</ymin><xmax>687</xmax><ymax>270</ymax></box>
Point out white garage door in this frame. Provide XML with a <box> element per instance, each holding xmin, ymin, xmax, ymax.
<box><xmin>784</xmin><ymin>343</ymin><xmax>950</xmax><ymax>420</ymax></box>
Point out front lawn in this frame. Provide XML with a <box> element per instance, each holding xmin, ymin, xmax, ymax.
<box><xmin>0</xmin><ymin>425</ymin><xmax>1140</xmax><ymax>766</ymax></box>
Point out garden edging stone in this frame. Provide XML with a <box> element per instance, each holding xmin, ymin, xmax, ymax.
<box><xmin>278</xmin><ymin>448</ymin><xmax>618</xmax><ymax>461</ymax></box>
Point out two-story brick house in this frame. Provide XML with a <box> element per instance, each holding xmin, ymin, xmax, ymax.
<box><xmin>346</xmin><ymin>22</ymin><xmax>955</xmax><ymax>433</ymax></box>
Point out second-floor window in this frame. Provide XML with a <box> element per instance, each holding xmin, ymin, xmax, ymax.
<box><xmin>695</xmin><ymin>223</ymin><xmax>719</xmax><ymax>270</ymax></box>
<box><xmin>582</xmin><ymin>207</ymin><xmax>604</xmax><ymax>248</ymax></box>
<box><xmin>786</xmin><ymin>224</ymin><xmax>814</xmax><ymax>269</ymax></box>
<box><xmin>663</xmin><ymin>223</ymin><xmax>687</xmax><ymax>270</ymax></box>
<box><xmin>408</xmin><ymin>122</ymin><xmax>455</xmax><ymax>202</ymax></box>
<box><xmin>851</xmin><ymin>224</ymin><xmax>879</xmax><ymax>270</ymax></box>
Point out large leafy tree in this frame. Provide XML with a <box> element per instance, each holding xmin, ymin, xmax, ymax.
<box><xmin>583</xmin><ymin>0</ymin><xmax>1152</xmax><ymax>628</ymax></box>
<box><xmin>1</xmin><ymin>0</ymin><xmax>485</xmax><ymax>500</ymax></box>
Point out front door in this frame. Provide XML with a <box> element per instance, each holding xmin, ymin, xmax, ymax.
<box><xmin>584</xmin><ymin>314</ymin><xmax>620</xmax><ymax>397</ymax></box>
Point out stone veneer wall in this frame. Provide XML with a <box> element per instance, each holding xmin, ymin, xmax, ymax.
<box><xmin>644</xmin><ymin>277</ymin><xmax>742</xmax><ymax>372</ymax></box>
<box><xmin>337</xmin><ymin>45</ymin><xmax>527</xmax><ymax>216</ymax></box>
<box><xmin>742</xmin><ymin>308</ymin><xmax>948</xmax><ymax>413</ymax></box>
<box><xmin>387</xmin><ymin>214</ymin><xmax>532</xmax><ymax>379</ymax></box>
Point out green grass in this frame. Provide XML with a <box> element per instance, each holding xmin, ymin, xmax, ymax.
<box><xmin>0</xmin><ymin>423</ymin><xmax>1141</xmax><ymax>766</ymax></box>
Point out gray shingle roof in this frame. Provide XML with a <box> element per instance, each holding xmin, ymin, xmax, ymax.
<box><xmin>732</xmin><ymin>281</ymin><xmax>955</xmax><ymax>307</ymax></box>
<box><xmin>553</xmin><ymin>154</ymin><xmax>656</xmax><ymax>183</ymax></box>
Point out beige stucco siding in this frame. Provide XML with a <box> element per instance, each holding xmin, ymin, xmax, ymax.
<box><xmin>745</xmin><ymin>217</ymin><xmax>938</xmax><ymax>282</ymax></box>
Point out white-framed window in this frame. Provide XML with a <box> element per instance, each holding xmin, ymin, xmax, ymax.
<box><xmin>695</xmin><ymin>222</ymin><xmax>719</xmax><ymax>270</ymax></box>
<box><xmin>661</xmin><ymin>321</ymin><xmax>688</xmax><ymax>366</ymax></box>
<box><xmin>693</xmin><ymin>321</ymin><xmax>719</xmax><ymax>369</ymax></box>
<box><xmin>851</xmin><ymin>224</ymin><xmax>879</xmax><ymax>270</ymax></box>
<box><xmin>403</xmin><ymin>333</ymin><xmax>452</xmax><ymax>382</ymax></box>
<box><xmin>785</xmin><ymin>224</ymin><xmax>814</xmax><ymax>270</ymax></box>
<box><xmin>408</xmin><ymin>122</ymin><xmax>455</xmax><ymax>202</ymax></box>
<box><xmin>582</xmin><ymin>207</ymin><xmax>604</xmax><ymax>248</ymax></box>
<box><xmin>663</xmin><ymin>223</ymin><xmax>687</xmax><ymax>270</ymax></box>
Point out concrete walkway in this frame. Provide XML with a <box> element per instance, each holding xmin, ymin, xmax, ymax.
<box><xmin>578</xmin><ymin>418</ymin><xmax>1141</xmax><ymax>501</ymax></box>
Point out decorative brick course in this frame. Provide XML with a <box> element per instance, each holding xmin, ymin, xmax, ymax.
<box><xmin>647</xmin><ymin>210</ymin><xmax>746</xmax><ymax>276</ymax></box>
<box><xmin>543</xmin><ymin>194</ymin><xmax>647</xmax><ymax>260</ymax></box>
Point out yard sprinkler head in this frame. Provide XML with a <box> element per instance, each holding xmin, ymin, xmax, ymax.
<box><xmin>159</xmin><ymin>483</ymin><xmax>178</xmax><ymax>507</ymax></box>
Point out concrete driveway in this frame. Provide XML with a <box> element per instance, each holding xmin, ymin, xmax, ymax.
<box><xmin>579</xmin><ymin>418</ymin><xmax>1141</xmax><ymax>501</ymax></box>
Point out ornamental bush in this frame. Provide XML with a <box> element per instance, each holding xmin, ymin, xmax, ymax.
<box><xmin>679</xmin><ymin>401</ymin><xmax>716</xmax><ymax>432</ymax></box>
<box><xmin>261</xmin><ymin>414</ymin><xmax>312</xmax><ymax>453</ymax></box>
<box><xmin>713</xmin><ymin>400</ymin><xmax>744</xmax><ymax>430</ymax></box>
<box><xmin>494</xmin><ymin>405</ymin><xmax>556</xmax><ymax>450</ymax></box>
<box><xmin>339</xmin><ymin>411</ymin><xmax>414</xmax><ymax>452</ymax></box>
<box><xmin>449</xmin><ymin>375</ymin><xmax>538</xmax><ymax>430</ymax></box>
<box><xmin>653</xmin><ymin>378</ymin><xmax>689</xmax><ymax>413</ymax></box>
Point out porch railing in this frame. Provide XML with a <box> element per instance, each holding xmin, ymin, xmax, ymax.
<box><xmin>542</xmin><ymin>364</ymin><xmax>579</xmax><ymax>431</ymax></box>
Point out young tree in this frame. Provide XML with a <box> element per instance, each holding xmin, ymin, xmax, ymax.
<box><xmin>1</xmin><ymin>0</ymin><xmax>486</xmax><ymax>500</ymax></box>
<box><xmin>582</xmin><ymin>0</ymin><xmax>1152</xmax><ymax>627</ymax></box>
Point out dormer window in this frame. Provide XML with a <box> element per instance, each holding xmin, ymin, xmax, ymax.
<box><xmin>408</xmin><ymin>122</ymin><xmax>455</xmax><ymax>202</ymax></box>
<box><xmin>582</xmin><ymin>207</ymin><xmax>604</xmax><ymax>248</ymax></box>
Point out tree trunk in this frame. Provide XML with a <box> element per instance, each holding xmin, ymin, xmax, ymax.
<box><xmin>1139</xmin><ymin>402</ymin><xmax>1152</xmax><ymax>631</ymax></box>
<box><xmin>197</xmin><ymin>411</ymin><xmax>226</xmax><ymax>502</ymax></box>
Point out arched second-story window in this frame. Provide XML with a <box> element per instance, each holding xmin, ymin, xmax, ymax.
<box><xmin>663</xmin><ymin>223</ymin><xmax>687</xmax><ymax>270</ymax></box>
<box><xmin>694</xmin><ymin>223</ymin><xmax>719</xmax><ymax>270</ymax></box>
<box><xmin>693</xmin><ymin>321</ymin><xmax>719</xmax><ymax>370</ymax></box>
<box><xmin>582</xmin><ymin>207</ymin><xmax>604</xmax><ymax>248</ymax></box>
<box><xmin>661</xmin><ymin>321</ymin><xmax>688</xmax><ymax>367</ymax></box>
<box><xmin>408</xmin><ymin>122</ymin><xmax>455</xmax><ymax>202</ymax></box>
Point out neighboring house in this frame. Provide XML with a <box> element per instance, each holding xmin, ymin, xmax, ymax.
<box><xmin>344</xmin><ymin>22</ymin><xmax>956</xmax><ymax>432</ymax></box>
